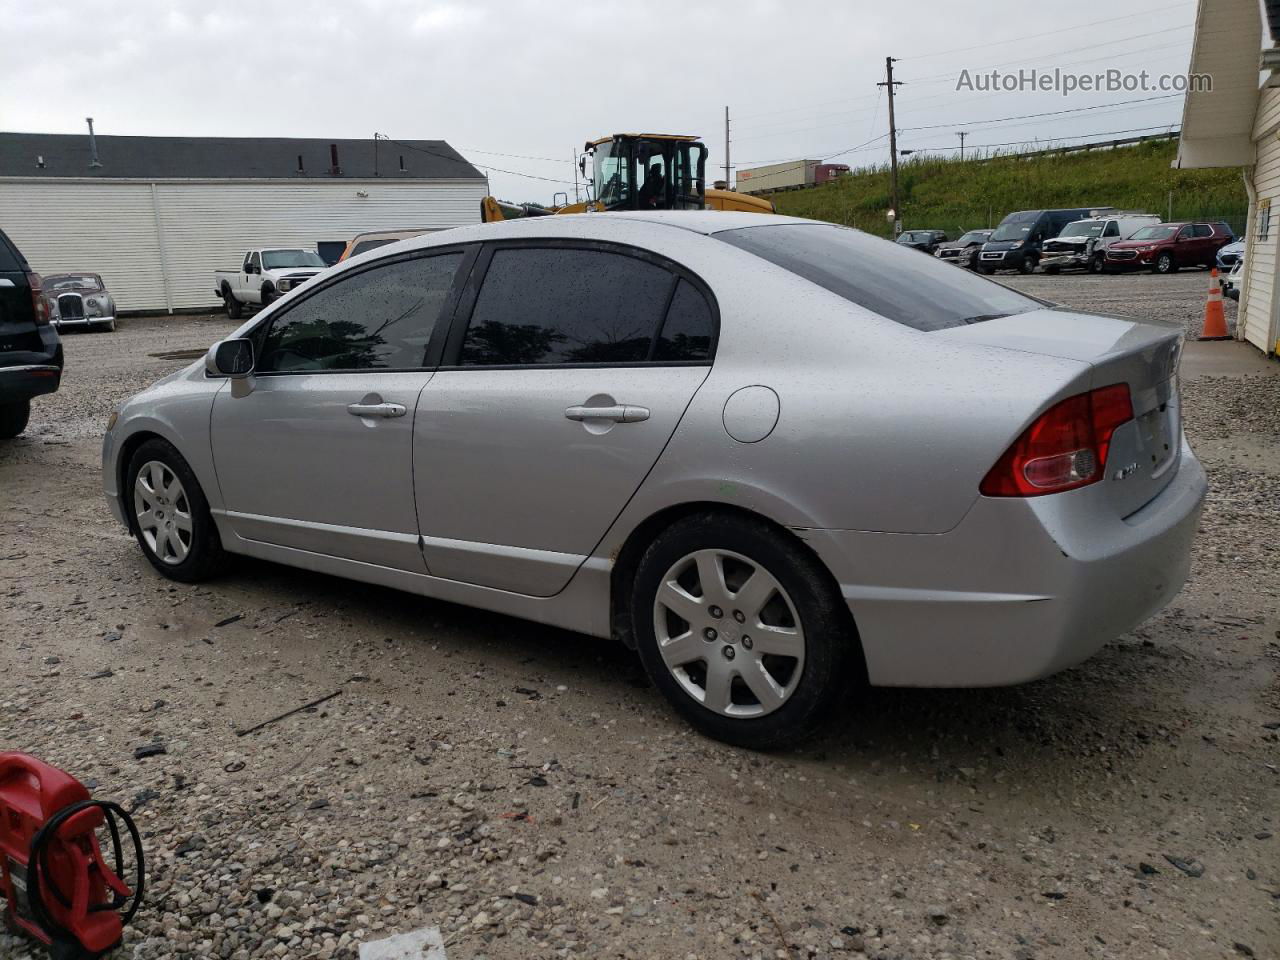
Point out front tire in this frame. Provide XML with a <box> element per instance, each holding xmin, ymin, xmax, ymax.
<box><xmin>1153</xmin><ymin>252</ymin><xmax>1177</xmax><ymax>274</ymax></box>
<box><xmin>126</xmin><ymin>438</ymin><xmax>228</xmax><ymax>582</ymax></box>
<box><xmin>0</xmin><ymin>400</ymin><xmax>31</xmax><ymax>439</ymax></box>
<box><xmin>1088</xmin><ymin>254</ymin><xmax>1104</xmax><ymax>274</ymax></box>
<box><xmin>631</xmin><ymin>512</ymin><xmax>858</xmax><ymax>749</ymax></box>
<box><xmin>1017</xmin><ymin>256</ymin><xmax>1036</xmax><ymax>275</ymax></box>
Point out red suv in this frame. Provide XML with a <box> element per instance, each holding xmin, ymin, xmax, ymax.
<box><xmin>1104</xmin><ymin>221</ymin><xmax>1235</xmax><ymax>274</ymax></box>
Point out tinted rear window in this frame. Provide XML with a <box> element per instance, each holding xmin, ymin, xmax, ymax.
<box><xmin>460</xmin><ymin>247</ymin><xmax>675</xmax><ymax>365</ymax></box>
<box><xmin>0</xmin><ymin>232</ymin><xmax>23</xmax><ymax>272</ymax></box>
<box><xmin>716</xmin><ymin>223</ymin><xmax>1041</xmax><ymax>332</ymax></box>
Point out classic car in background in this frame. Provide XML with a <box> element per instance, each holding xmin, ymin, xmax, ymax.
<box><xmin>45</xmin><ymin>273</ymin><xmax>117</xmax><ymax>331</ymax></box>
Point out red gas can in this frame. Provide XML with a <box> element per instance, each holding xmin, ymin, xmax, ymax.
<box><xmin>0</xmin><ymin>753</ymin><xmax>142</xmax><ymax>959</ymax></box>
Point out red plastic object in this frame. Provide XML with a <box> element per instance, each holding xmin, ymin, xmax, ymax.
<box><xmin>0</xmin><ymin>753</ymin><xmax>128</xmax><ymax>956</ymax></box>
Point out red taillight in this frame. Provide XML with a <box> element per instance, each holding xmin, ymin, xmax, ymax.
<box><xmin>980</xmin><ymin>384</ymin><xmax>1134</xmax><ymax>497</ymax></box>
<box><xmin>26</xmin><ymin>270</ymin><xmax>50</xmax><ymax>326</ymax></box>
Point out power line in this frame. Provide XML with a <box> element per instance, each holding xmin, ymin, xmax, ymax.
<box><xmin>456</xmin><ymin>147</ymin><xmax>567</xmax><ymax>163</ymax></box>
<box><xmin>903</xmin><ymin>1</ymin><xmax>1192</xmax><ymax>62</ymax></box>
<box><xmin>382</xmin><ymin>135</ymin><xmax>577</xmax><ymax>185</ymax></box>
<box><xmin>898</xmin><ymin>94</ymin><xmax>1182</xmax><ymax>132</ymax></box>
<box><xmin>906</xmin><ymin>24</ymin><xmax>1193</xmax><ymax>84</ymax></box>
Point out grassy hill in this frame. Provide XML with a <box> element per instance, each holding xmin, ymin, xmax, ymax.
<box><xmin>769</xmin><ymin>140</ymin><xmax>1248</xmax><ymax>239</ymax></box>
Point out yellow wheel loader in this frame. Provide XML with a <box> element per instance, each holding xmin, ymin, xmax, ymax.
<box><xmin>480</xmin><ymin>133</ymin><xmax>775</xmax><ymax>223</ymax></box>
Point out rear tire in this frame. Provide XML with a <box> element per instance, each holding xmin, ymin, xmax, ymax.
<box><xmin>222</xmin><ymin>286</ymin><xmax>242</xmax><ymax>320</ymax></box>
<box><xmin>630</xmin><ymin>512</ymin><xmax>858</xmax><ymax>749</ymax></box>
<box><xmin>126</xmin><ymin>438</ymin><xmax>228</xmax><ymax>582</ymax></box>
<box><xmin>0</xmin><ymin>400</ymin><xmax>31</xmax><ymax>439</ymax></box>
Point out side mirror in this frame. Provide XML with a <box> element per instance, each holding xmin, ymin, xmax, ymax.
<box><xmin>206</xmin><ymin>338</ymin><xmax>255</xmax><ymax>378</ymax></box>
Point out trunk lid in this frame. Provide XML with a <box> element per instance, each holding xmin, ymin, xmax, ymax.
<box><xmin>938</xmin><ymin>308</ymin><xmax>1184</xmax><ymax>517</ymax></box>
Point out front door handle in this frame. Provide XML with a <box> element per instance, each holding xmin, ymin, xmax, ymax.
<box><xmin>565</xmin><ymin>404</ymin><xmax>650</xmax><ymax>423</ymax></box>
<box><xmin>348</xmin><ymin>401</ymin><xmax>406</xmax><ymax>418</ymax></box>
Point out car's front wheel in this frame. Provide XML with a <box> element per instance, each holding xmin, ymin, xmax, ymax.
<box><xmin>1154</xmin><ymin>252</ymin><xmax>1177</xmax><ymax>274</ymax></box>
<box><xmin>631</xmin><ymin>512</ymin><xmax>858</xmax><ymax>749</ymax></box>
<box><xmin>127</xmin><ymin>438</ymin><xmax>227</xmax><ymax>582</ymax></box>
<box><xmin>0</xmin><ymin>400</ymin><xmax>31</xmax><ymax>439</ymax></box>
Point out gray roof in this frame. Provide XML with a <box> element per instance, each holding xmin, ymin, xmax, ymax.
<box><xmin>0</xmin><ymin>132</ymin><xmax>484</xmax><ymax>180</ymax></box>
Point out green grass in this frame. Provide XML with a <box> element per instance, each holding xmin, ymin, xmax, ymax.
<box><xmin>770</xmin><ymin>140</ymin><xmax>1248</xmax><ymax>238</ymax></box>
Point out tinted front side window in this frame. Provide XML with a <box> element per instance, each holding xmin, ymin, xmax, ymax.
<box><xmin>717</xmin><ymin>223</ymin><xmax>1042</xmax><ymax>333</ymax></box>
<box><xmin>258</xmin><ymin>253</ymin><xmax>462</xmax><ymax>372</ymax></box>
<box><xmin>460</xmin><ymin>247</ymin><xmax>674</xmax><ymax>365</ymax></box>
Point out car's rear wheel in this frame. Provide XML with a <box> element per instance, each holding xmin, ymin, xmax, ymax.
<box><xmin>222</xmin><ymin>286</ymin><xmax>242</xmax><ymax>320</ymax></box>
<box><xmin>631</xmin><ymin>512</ymin><xmax>857</xmax><ymax>749</ymax></box>
<box><xmin>1154</xmin><ymin>252</ymin><xmax>1177</xmax><ymax>274</ymax></box>
<box><xmin>0</xmin><ymin>400</ymin><xmax>31</xmax><ymax>440</ymax></box>
<box><xmin>127</xmin><ymin>438</ymin><xmax>227</xmax><ymax>582</ymax></box>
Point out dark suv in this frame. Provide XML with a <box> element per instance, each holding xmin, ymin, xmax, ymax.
<box><xmin>895</xmin><ymin>230</ymin><xmax>949</xmax><ymax>254</ymax></box>
<box><xmin>1104</xmin><ymin>222</ymin><xmax>1235</xmax><ymax>274</ymax></box>
<box><xmin>0</xmin><ymin>229</ymin><xmax>63</xmax><ymax>438</ymax></box>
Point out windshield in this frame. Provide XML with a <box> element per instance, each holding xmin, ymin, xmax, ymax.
<box><xmin>44</xmin><ymin>274</ymin><xmax>103</xmax><ymax>292</ymax></box>
<box><xmin>991</xmin><ymin>222</ymin><xmax>1034</xmax><ymax>242</ymax></box>
<box><xmin>593</xmin><ymin>138</ymin><xmax>705</xmax><ymax>211</ymax></box>
<box><xmin>1130</xmin><ymin>225</ymin><xmax>1178</xmax><ymax>241</ymax></box>
<box><xmin>262</xmin><ymin>250</ymin><xmax>326</xmax><ymax>269</ymax></box>
<box><xmin>716</xmin><ymin>223</ymin><xmax>1043</xmax><ymax>332</ymax></box>
<box><xmin>957</xmin><ymin>232</ymin><xmax>988</xmax><ymax>245</ymax></box>
<box><xmin>593</xmin><ymin>141</ymin><xmax>631</xmax><ymax>208</ymax></box>
<box><xmin>1058</xmin><ymin>222</ymin><xmax>1104</xmax><ymax>239</ymax></box>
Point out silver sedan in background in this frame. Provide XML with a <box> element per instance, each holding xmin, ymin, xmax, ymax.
<box><xmin>46</xmin><ymin>272</ymin><xmax>117</xmax><ymax>331</ymax></box>
<box><xmin>102</xmin><ymin>212</ymin><xmax>1207</xmax><ymax>748</ymax></box>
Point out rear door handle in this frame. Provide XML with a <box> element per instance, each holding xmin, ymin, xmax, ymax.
<box><xmin>348</xmin><ymin>402</ymin><xmax>406</xmax><ymax>418</ymax></box>
<box><xmin>564</xmin><ymin>404</ymin><xmax>649</xmax><ymax>423</ymax></box>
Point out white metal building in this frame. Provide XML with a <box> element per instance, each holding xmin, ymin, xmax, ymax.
<box><xmin>0</xmin><ymin>133</ymin><xmax>488</xmax><ymax>313</ymax></box>
<box><xmin>1176</xmin><ymin>0</ymin><xmax>1280</xmax><ymax>355</ymax></box>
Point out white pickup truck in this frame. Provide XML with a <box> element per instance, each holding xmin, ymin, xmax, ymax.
<box><xmin>214</xmin><ymin>248</ymin><xmax>328</xmax><ymax>318</ymax></box>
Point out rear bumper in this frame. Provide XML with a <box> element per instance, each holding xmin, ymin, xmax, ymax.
<box><xmin>0</xmin><ymin>363</ymin><xmax>62</xmax><ymax>404</ymax></box>
<box><xmin>803</xmin><ymin>441</ymin><xmax>1207</xmax><ymax>687</ymax></box>
<box><xmin>53</xmin><ymin>316</ymin><xmax>114</xmax><ymax>329</ymax></box>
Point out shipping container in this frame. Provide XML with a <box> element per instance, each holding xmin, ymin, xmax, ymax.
<box><xmin>736</xmin><ymin>160</ymin><xmax>850</xmax><ymax>194</ymax></box>
<box><xmin>736</xmin><ymin>159</ymin><xmax>818</xmax><ymax>194</ymax></box>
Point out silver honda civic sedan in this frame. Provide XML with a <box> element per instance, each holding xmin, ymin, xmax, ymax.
<box><xmin>102</xmin><ymin>212</ymin><xmax>1207</xmax><ymax>748</ymax></box>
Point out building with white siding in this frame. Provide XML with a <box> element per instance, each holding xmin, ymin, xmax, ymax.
<box><xmin>1176</xmin><ymin>0</ymin><xmax>1280</xmax><ymax>355</ymax></box>
<box><xmin>0</xmin><ymin>133</ymin><xmax>488</xmax><ymax>313</ymax></box>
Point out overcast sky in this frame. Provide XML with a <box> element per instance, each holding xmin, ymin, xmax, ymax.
<box><xmin>1</xmin><ymin>0</ymin><xmax>1197</xmax><ymax>204</ymax></box>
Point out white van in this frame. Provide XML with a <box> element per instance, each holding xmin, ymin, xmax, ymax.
<box><xmin>1040</xmin><ymin>213</ymin><xmax>1162</xmax><ymax>274</ymax></box>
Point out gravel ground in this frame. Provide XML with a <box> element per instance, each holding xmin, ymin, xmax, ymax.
<box><xmin>1</xmin><ymin>276</ymin><xmax>1277</xmax><ymax>960</ymax></box>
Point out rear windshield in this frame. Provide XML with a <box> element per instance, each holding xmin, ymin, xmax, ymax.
<box><xmin>0</xmin><ymin>232</ymin><xmax>22</xmax><ymax>271</ymax></box>
<box><xmin>351</xmin><ymin>238</ymin><xmax>398</xmax><ymax>257</ymax></box>
<box><xmin>716</xmin><ymin>223</ymin><xmax>1042</xmax><ymax>332</ymax></box>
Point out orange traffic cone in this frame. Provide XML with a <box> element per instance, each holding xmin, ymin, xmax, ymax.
<box><xmin>1198</xmin><ymin>268</ymin><xmax>1230</xmax><ymax>341</ymax></box>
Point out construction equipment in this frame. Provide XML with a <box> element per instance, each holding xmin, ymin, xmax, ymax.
<box><xmin>480</xmin><ymin>134</ymin><xmax>775</xmax><ymax>222</ymax></box>
<box><xmin>1</xmin><ymin>753</ymin><xmax>144</xmax><ymax>959</ymax></box>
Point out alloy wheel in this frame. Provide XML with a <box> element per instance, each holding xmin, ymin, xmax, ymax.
<box><xmin>652</xmin><ymin>549</ymin><xmax>805</xmax><ymax>718</ymax></box>
<box><xmin>133</xmin><ymin>460</ymin><xmax>193</xmax><ymax>565</ymax></box>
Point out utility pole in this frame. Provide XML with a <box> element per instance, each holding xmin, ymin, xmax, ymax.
<box><xmin>957</xmin><ymin>131</ymin><xmax>967</xmax><ymax>161</ymax></box>
<box><xmin>572</xmin><ymin>148</ymin><xmax>580</xmax><ymax>203</ymax></box>
<box><xmin>724</xmin><ymin>106</ymin><xmax>731</xmax><ymax>187</ymax></box>
<box><xmin>878</xmin><ymin>57</ymin><xmax>902</xmax><ymax>233</ymax></box>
